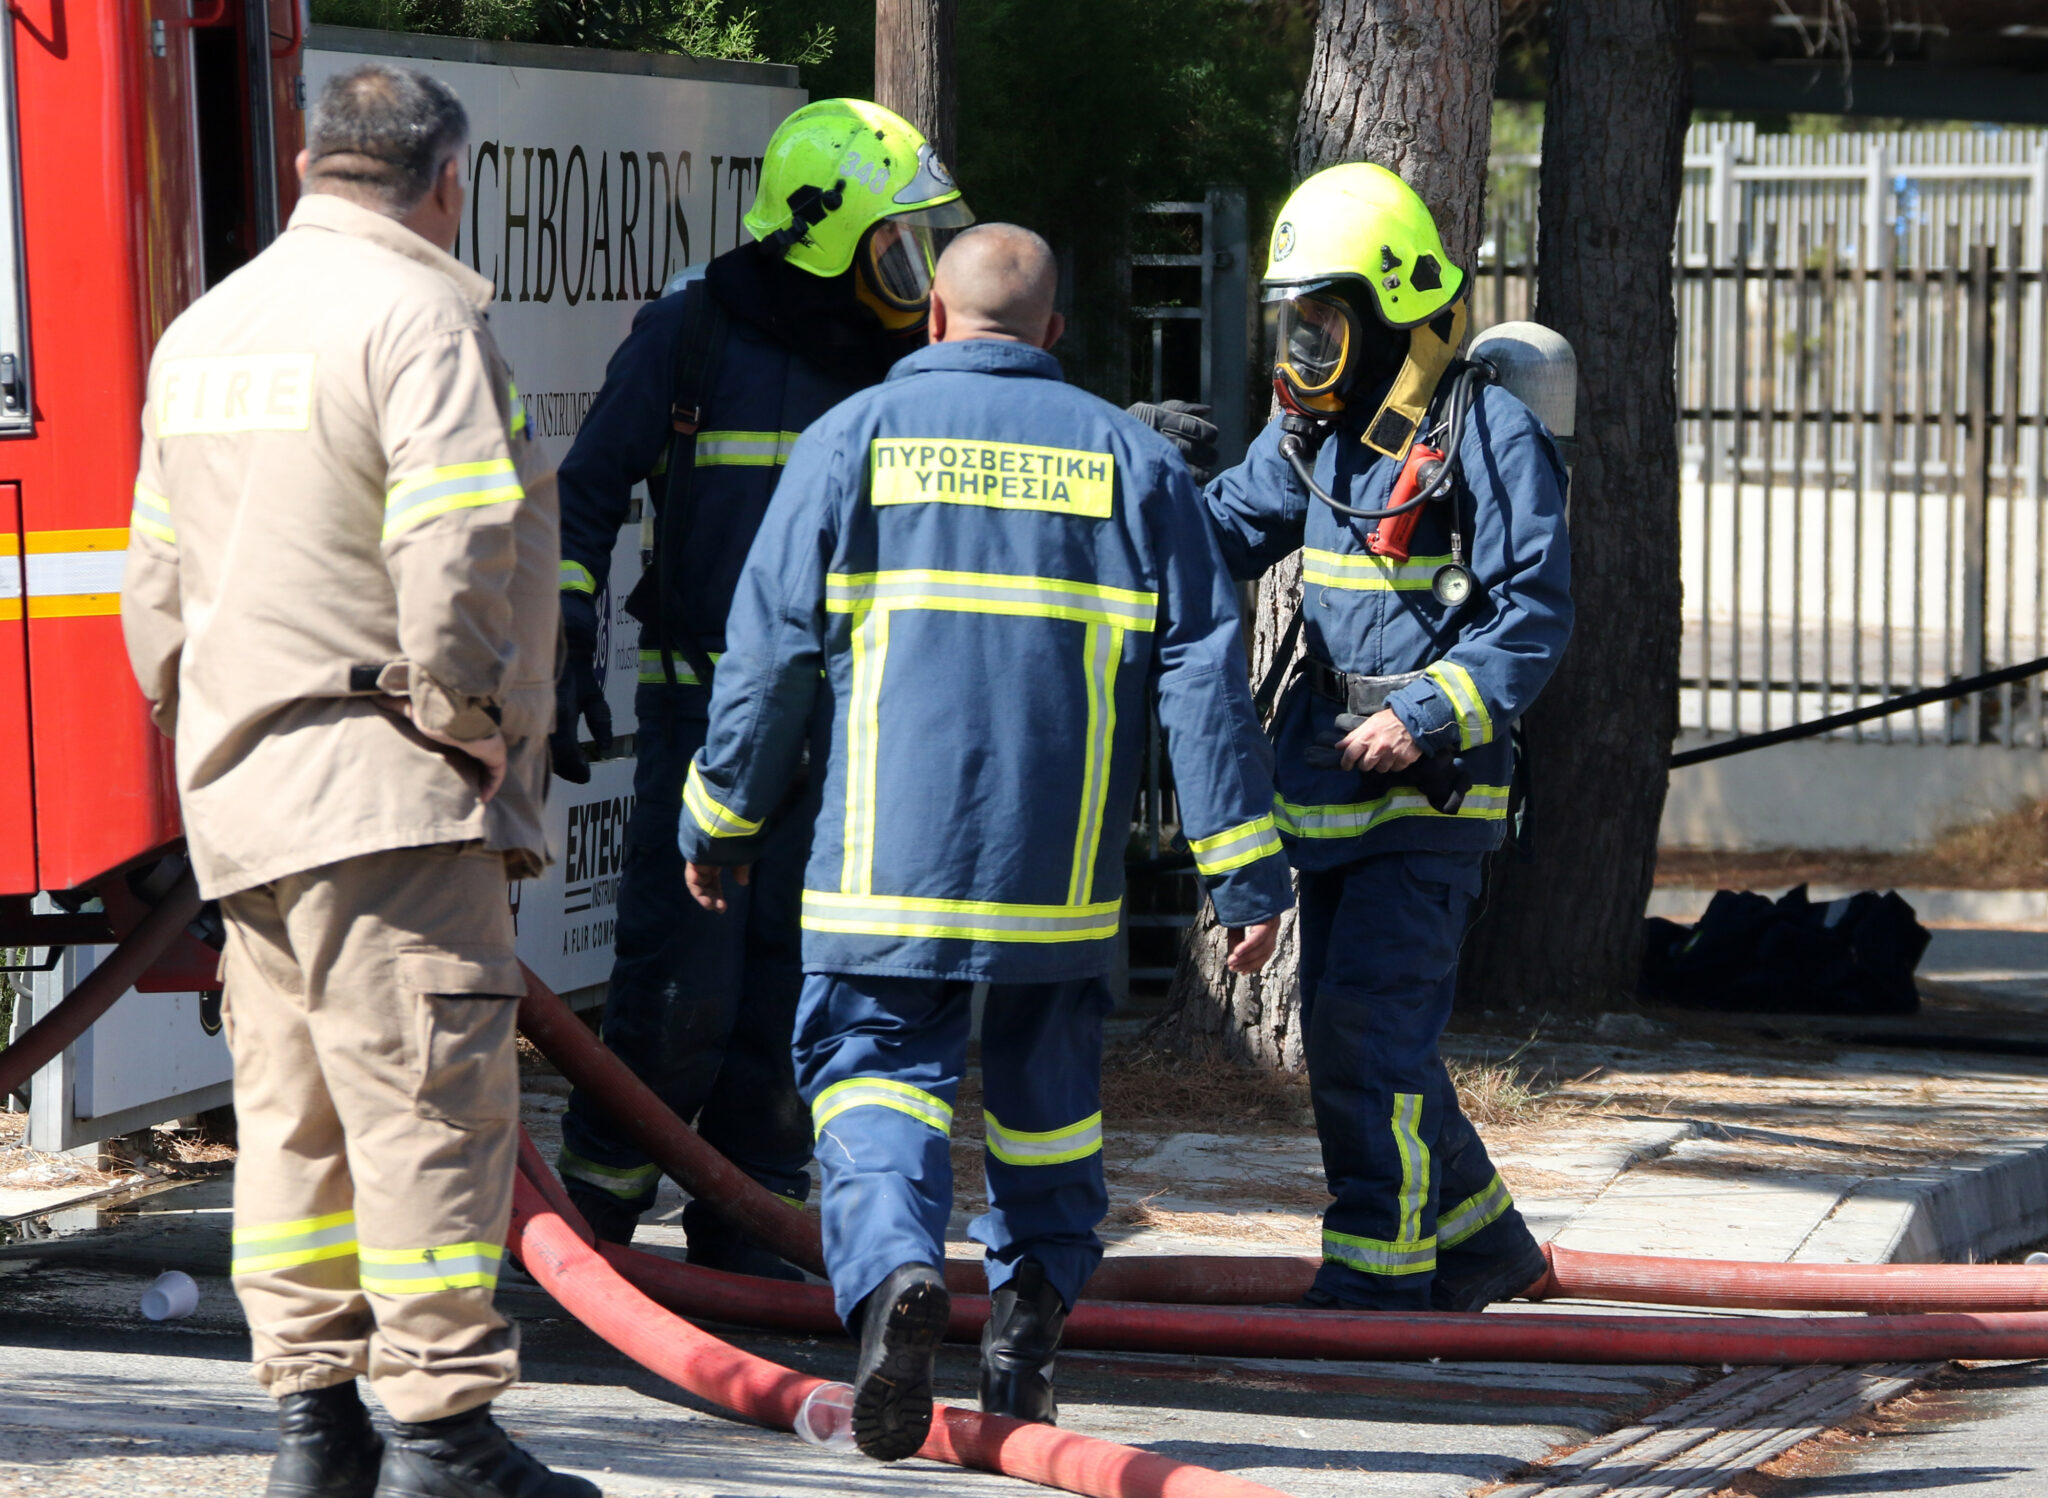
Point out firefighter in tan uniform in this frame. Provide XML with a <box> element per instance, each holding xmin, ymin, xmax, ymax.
<box><xmin>121</xmin><ymin>66</ymin><xmax>597</xmax><ymax>1498</ymax></box>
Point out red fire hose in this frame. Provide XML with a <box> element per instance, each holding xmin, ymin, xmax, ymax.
<box><xmin>0</xmin><ymin>869</ymin><xmax>202</xmax><ymax>1102</ymax></box>
<box><xmin>593</xmin><ymin>1231</ymin><xmax>2048</xmax><ymax>1365</ymax></box>
<box><xmin>510</xmin><ymin>1154</ymin><xmax>1299</xmax><ymax>1498</ymax></box>
<box><xmin>516</xmin><ymin>967</ymin><xmax>2048</xmax><ymax>1318</ymax></box>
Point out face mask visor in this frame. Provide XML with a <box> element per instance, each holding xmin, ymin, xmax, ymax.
<box><xmin>1273</xmin><ymin>293</ymin><xmax>1356</xmax><ymax>401</ymax></box>
<box><xmin>860</xmin><ymin>203</ymin><xmax>976</xmax><ymax>311</ymax></box>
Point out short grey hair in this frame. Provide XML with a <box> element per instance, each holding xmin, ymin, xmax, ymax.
<box><xmin>306</xmin><ymin>64</ymin><xmax>468</xmax><ymax>214</ymax></box>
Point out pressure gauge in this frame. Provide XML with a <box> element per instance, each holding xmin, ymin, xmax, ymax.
<box><xmin>1432</xmin><ymin>564</ymin><xmax>1475</xmax><ymax>609</ymax></box>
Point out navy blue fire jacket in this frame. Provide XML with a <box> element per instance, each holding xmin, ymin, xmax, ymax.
<box><xmin>554</xmin><ymin>252</ymin><xmax>880</xmax><ymax>710</ymax></box>
<box><xmin>1204</xmin><ymin>385</ymin><xmax>1573</xmax><ymax>870</ymax></box>
<box><xmin>679</xmin><ymin>339</ymin><xmax>1295</xmax><ymax>982</ymax></box>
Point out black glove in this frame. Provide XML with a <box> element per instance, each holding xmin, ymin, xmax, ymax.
<box><xmin>550</xmin><ymin>591</ymin><xmax>614</xmax><ymax>784</ymax></box>
<box><xmin>1127</xmin><ymin>399</ymin><xmax>1220</xmax><ymax>484</ymax></box>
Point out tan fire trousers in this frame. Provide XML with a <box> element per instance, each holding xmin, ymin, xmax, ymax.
<box><xmin>221</xmin><ymin>842</ymin><xmax>524</xmax><ymax>1423</ymax></box>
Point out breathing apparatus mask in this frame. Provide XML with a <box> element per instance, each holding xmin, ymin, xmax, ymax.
<box><xmin>852</xmin><ymin>213</ymin><xmax>958</xmax><ymax>332</ymax></box>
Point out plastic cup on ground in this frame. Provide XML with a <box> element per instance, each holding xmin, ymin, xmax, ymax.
<box><xmin>794</xmin><ymin>1381</ymin><xmax>857</xmax><ymax>1451</ymax></box>
<box><xmin>140</xmin><ymin>1270</ymin><xmax>200</xmax><ymax>1321</ymax></box>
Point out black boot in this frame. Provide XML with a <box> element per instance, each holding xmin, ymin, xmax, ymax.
<box><xmin>979</xmin><ymin>1259</ymin><xmax>1067</xmax><ymax>1425</ymax></box>
<box><xmin>267</xmin><ymin>1380</ymin><xmax>384</xmax><ymax>1498</ymax></box>
<box><xmin>372</xmin><ymin>1404</ymin><xmax>599</xmax><ymax>1498</ymax></box>
<box><xmin>682</xmin><ymin>1200</ymin><xmax>805</xmax><ymax>1282</ymax></box>
<box><xmin>1431</xmin><ymin>1234</ymin><xmax>1550</xmax><ymax>1313</ymax></box>
<box><xmin>564</xmin><ymin>1187</ymin><xmax>641</xmax><ymax>1248</ymax></box>
<box><xmin>849</xmin><ymin>1263</ymin><xmax>950</xmax><ymax>1462</ymax></box>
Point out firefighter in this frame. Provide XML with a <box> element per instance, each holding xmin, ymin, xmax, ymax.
<box><xmin>1192</xmin><ymin>163</ymin><xmax>1573</xmax><ymax>1313</ymax></box>
<box><xmin>549</xmin><ymin>99</ymin><xmax>971</xmax><ymax>1269</ymax></box>
<box><xmin>679</xmin><ymin>225</ymin><xmax>1292</xmax><ymax>1460</ymax></box>
<box><xmin>121</xmin><ymin>66</ymin><xmax>594</xmax><ymax>1498</ymax></box>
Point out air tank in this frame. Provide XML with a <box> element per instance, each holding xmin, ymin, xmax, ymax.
<box><xmin>1468</xmin><ymin>321</ymin><xmax>1577</xmax><ymax>464</ymax></box>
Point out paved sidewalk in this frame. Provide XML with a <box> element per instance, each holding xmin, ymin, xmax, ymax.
<box><xmin>5</xmin><ymin>947</ymin><xmax>2048</xmax><ymax>1497</ymax></box>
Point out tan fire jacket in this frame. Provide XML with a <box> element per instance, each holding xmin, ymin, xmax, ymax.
<box><xmin>121</xmin><ymin>194</ymin><xmax>559</xmax><ymax>899</ymax></box>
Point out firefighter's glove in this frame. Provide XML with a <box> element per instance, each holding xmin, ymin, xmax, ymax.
<box><xmin>1127</xmin><ymin>400</ymin><xmax>1220</xmax><ymax>484</ymax></box>
<box><xmin>551</xmin><ymin>591</ymin><xmax>614</xmax><ymax>785</ymax></box>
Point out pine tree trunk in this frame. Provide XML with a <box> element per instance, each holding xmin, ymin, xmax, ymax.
<box><xmin>874</xmin><ymin>0</ymin><xmax>956</xmax><ymax>166</ymax></box>
<box><xmin>1150</xmin><ymin>0</ymin><xmax>1499</xmax><ymax>1069</ymax></box>
<box><xmin>1456</xmin><ymin>0</ymin><xmax>1696</xmax><ymax>1014</ymax></box>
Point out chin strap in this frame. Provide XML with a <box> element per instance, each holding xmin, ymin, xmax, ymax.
<box><xmin>760</xmin><ymin>179</ymin><xmax>846</xmax><ymax>260</ymax></box>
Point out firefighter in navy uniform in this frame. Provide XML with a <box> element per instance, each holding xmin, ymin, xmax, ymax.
<box><xmin>550</xmin><ymin>99</ymin><xmax>972</xmax><ymax>1267</ymax></box>
<box><xmin>1195</xmin><ymin>164</ymin><xmax>1573</xmax><ymax>1313</ymax></box>
<box><xmin>680</xmin><ymin>226</ymin><xmax>1292</xmax><ymax>1461</ymax></box>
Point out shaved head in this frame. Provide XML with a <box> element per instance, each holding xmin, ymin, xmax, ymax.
<box><xmin>930</xmin><ymin>224</ymin><xmax>1063</xmax><ymax>349</ymax></box>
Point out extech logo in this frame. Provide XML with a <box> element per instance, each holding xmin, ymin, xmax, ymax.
<box><xmin>563</xmin><ymin>793</ymin><xmax>635</xmax><ymax>915</ymax></box>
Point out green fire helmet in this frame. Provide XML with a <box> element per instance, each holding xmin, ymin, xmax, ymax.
<box><xmin>744</xmin><ymin>98</ymin><xmax>974</xmax><ymax>280</ymax></box>
<box><xmin>1264</xmin><ymin>162</ymin><xmax>1464</xmax><ymax>329</ymax></box>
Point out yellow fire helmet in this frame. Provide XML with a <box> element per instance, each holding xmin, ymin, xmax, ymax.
<box><xmin>744</xmin><ymin>99</ymin><xmax>974</xmax><ymax>324</ymax></box>
<box><xmin>1265</xmin><ymin>162</ymin><xmax>1469</xmax><ymax>458</ymax></box>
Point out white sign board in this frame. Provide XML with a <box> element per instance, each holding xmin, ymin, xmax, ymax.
<box><xmin>510</xmin><ymin>752</ymin><xmax>639</xmax><ymax>995</ymax></box>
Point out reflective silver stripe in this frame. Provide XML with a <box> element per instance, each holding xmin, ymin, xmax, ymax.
<box><xmin>694</xmin><ymin>430</ymin><xmax>801</xmax><ymax>466</ymax></box>
<box><xmin>1321</xmin><ymin>1228</ymin><xmax>1437</xmax><ymax>1275</ymax></box>
<box><xmin>984</xmin><ymin>1110</ymin><xmax>1104</xmax><ymax>1166</ymax></box>
<box><xmin>1188</xmin><ymin>818</ymin><xmax>1282</xmax><ymax>876</ymax></box>
<box><xmin>1391</xmin><ymin>1092</ymin><xmax>1429</xmax><ymax>1246</ymax></box>
<box><xmin>558</xmin><ymin>1147</ymin><xmax>660</xmax><ymax>1199</ymax></box>
<box><xmin>1273</xmin><ymin>785</ymin><xmax>1512</xmax><ymax>839</ymax></box>
<box><xmin>25</xmin><ymin>550</ymin><xmax>125</xmax><ymax>597</ymax></box>
<box><xmin>230</xmin><ymin>1213</ymin><xmax>359</xmax><ymax>1276</ymax></box>
<box><xmin>383</xmin><ymin>461</ymin><xmax>523</xmax><ymax>538</ymax></box>
<box><xmin>1439</xmin><ymin>1173</ymin><xmax>1514</xmax><ymax>1248</ymax></box>
<box><xmin>1066</xmin><ymin>623</ymin><xmax>1122</xmax><ymax>904</ymax></box>
<box><xmin>812</xmin><ymin>1077</ymin><xmax>954</xmax><ymax>1135</ymax></box>
<box><xmin>358</xmin><ymin>1243</ymin><xmax>502</xmax><ymax>1293</ymax></box>
<box><xmin>825</xmin><ymin>571</ymin><xmax>1158</xmax><ymax>632</ymax></box>
<box><xmin>1301</xmin><ymin>547</ymin><xmax>1451</xmax><ymax>592</ymax></box>
<box><xmin>637</xmin><ymin>647</ymin><xmax>710</xmax><ymax>685</ymax></box>
<box><xmin>801</xmin><ymin>890</ymin><xmax>1121</xmax><ymax>944</ymax></box>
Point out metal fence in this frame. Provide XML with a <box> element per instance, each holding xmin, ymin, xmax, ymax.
<box><xmin>1481</xmin><ymin>124</ymin><xmax>2048</xmax><ymax>748</ymax></box>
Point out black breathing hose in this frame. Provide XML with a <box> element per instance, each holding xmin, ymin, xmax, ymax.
<box><xmin>1278</xmin><ymin>363</ymin><xmax>1486</xmax><ymax>522</ymax></box>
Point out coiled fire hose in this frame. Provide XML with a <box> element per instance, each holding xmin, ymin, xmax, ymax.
<box><xmin>518</xmin><ymin>965</ymin><xmax>2048</xmax><ymax>1320</ymax></box>
<box><xmin>510</xmin><ymin>1135</ymin><xmax>1299</xmax><ymax>1498</ymax></box>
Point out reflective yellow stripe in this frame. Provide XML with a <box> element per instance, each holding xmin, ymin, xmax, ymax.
<box><xmin>802</xmin><ymin>890</ymin><xmax>1121</xmax><ymax>944</ymax></box>
<box><xmin>559</xmin><ymin>560</ymin><xmax>597</xmax><ymax>594</ymax></box>
<box><xmin>1424</xmin><ymin>660</ymin><xmax>1494</xmax><ymax>749</ymax></box>
<box><xmin>841</xmin><ymin>605</ymin><xmax>890</xmax><ymax>894</ymax></box>
<box><xmin>1187</xmin><ymin>814</ymin><xmax>1282</xmax><ymax>876</ymax></box>
<box><xmin>24</xmin><ymin>528</ymin><xmax>127</xmax><ymax>618</ymax></box>
<box><xmin>637</xmin><ymin>647</ymin><xmax>722</xmax><ymax>685</ymax></box>
<box><xmin>130</xmin><ymin>483</ymin><xmax>176</xmax><ymax>546</ymax></box>
<box><xmin>230</xmin><ymin>1210</ymin><xmax>358</xmax><ymax>1276</ymax></box>
<box><xmin>1301</xmin><ymin>547</ymin><xmax>1452</xmax><ymax>593</ymax></box>
<box><xmin>812</xmin><ymin>1077</ymin><xmax>954</xmax><ymax>1136</ymax></box>
<box><xmin>1066</xmin><ymin>624</ymin><xmax>1122</xmax><ymax>905</ymax></box>
<box><xmin>1322</xmin><ymin>1226</ymin><xmax>1436</xmax><ymax>1276</ymax></box>
<box><xmin>826</xmin><ymin>570</ymin><xmax>1158</xmax><ymax>632</ymax></box>
<box><xmin>984</xmin><ymin>1109</ymin><xmax>1103</xmax><ymax>1166</ymax></box>
<box><xmin>357</xmin><ymin>1241</ymin><xmax>503</xmax><ymax>1294</ymax></box>
<box><xmin>1439</xmin><ymin>1172</ymin><xmax>1514</xmax><ymax>1249</ymax></box>
<box><xmin>383</xmin><ymin>459</ymin><xmax>523</xmax><ymax>539</ymax></box>
<box><xmin>1273</xmin><ymin>784</ymin><xmax>1511</xmax><ymax>840</ymax></box>
<box><xmin>684</xmin><ymin>760</ymin><xmax>762</xmax><ymax>839</ymax></box>
<box><xmin>695</xmin><ymin>429</ymin><xmax>801</xmax><ymax>467</ymax></box>
<box><xmin>557</xmin><ymin>1146</ymin><xmax>660</xmax><ymax>1202</ymax></box>
<box><xmin>1392</xmin><ymin>1091</ymin><xmax>1429</xmax><ymax>1246</ymax></box>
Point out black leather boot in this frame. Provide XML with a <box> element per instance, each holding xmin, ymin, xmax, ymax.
<box><xmin>564</xmin><ymin>1187</ymin><xmax>641</xmax><ymax>1248</ymax></box>
<box><xmin>849</xmin><ymin>1262</ymin><xmax>950</xmax><ymax>1462</ymax></box>
<box><xmin>1431</xmin><ymin>1233</ymin><xmax>1550</xmax><ymax>1313</ymax></box>
<box><xmin>681</xmin><ymin>1200</ymin><xmax>805</xmax><ymax>1282</ymax></box>
<box><xmin>372</xmin><ymin>1404</ymin><xmax>599</xmax><ymax>1498</ymax></box>
<box><xmin>979</xmin><ymin>1259</ymin><xmax>1067</xmax><ymax>1425</ymax></box>
<box><xmin>266</xmin><ymin>1380</ymin><xmax>383</xmax><ymax>1498</ymax></box>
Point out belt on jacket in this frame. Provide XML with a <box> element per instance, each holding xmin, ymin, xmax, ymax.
<box><xmin>1303</xmin><ymin>661</ymin><xmax>1423</xmax><ymax>719</ymax></box>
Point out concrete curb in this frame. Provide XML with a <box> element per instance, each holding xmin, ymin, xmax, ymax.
<box><xmin>1796</xmin><ymin>1138</ymin><xmax>2048</xmax><ymax>1265</ymax></box>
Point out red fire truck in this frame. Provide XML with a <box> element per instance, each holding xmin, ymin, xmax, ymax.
<box><xmin>1</xmin><ymin>0</ymin><xmax>305</xmax><ymax>1050</ymax></box>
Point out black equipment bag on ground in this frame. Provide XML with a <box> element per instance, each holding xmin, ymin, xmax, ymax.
<box><xmin>1640</xmin><ymin>884</ymin><xmax>1929</xmax><ymax>1016</ymax></box>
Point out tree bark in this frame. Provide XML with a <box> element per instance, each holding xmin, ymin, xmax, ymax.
<box><xmin>1150</xmin><ymin>0</ymin><xmax>1499</xmax><ymax>1069</ymax></box>
<box><xmin>874</xmin><ymin>0</ymin><xmax>956</xmax><ymax>167</ymax></box>
<box><xmin>1456</xmin><ymin>0</ymin><xmax>1696</xmax><ymax>1014</ymax></box>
